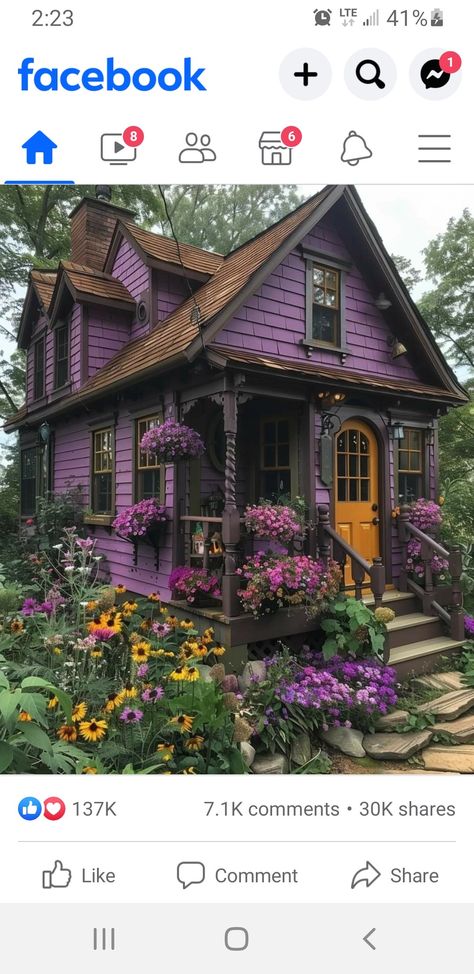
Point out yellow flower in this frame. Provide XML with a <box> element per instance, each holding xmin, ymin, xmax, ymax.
<box><xmin>179</xmin><ymin>618</ymin><xmax>194</xmax><ymax>630</ymax></box>
<box><xmin>82</xmin><ymin>766</ymin><xmax>98</xmax><ymax>774</ymax></box>
<box><xmin>201</xmin><ymin>634</ymin><xmax>213</xmax><ymax>645</ymax></box>
<box><xmin>182</xmin><ymin>767</ymin><xmax>198</xmax><ymax>774</ymax></box>
<box><xmin>157</xmin><ymin>743</ymin><xmax>175</xmax><ymax>761</ymax></box>
<box><xmin>192</xmin><ymin>644</ymin><xmax>209</xmax><ymax>658</ymax></box>
<box><xmin>169</xmin><ymin>714</ymin><xmax>194</xmax><ymax>733</ymax></box>
<box><xmin>79</xmin><ymin>718</ymin><xmax>108</xmax><ymax>743</ymax></box>
<box><xmin>53</xmin><ymin>647</ymin><xmax>62</xmax><ymax>656</ymax></box>
<box><xmin>148</xmin><ymin>592</ymin><xmax>160</xmax><ymax>602</ymax></box>
<box><xmin>115</xmin><ymin>584</ymin><xmax>127</xmax><ymax>594</ymax></box>
<box><xmin>213</xmin><ymin>645</ymin><xmax>226</xmax><ymax>657</ymax></box>
<box><xmin>167</xmin><ymin>615</ymin><xmax>179</xmax><ymax>627</ymax></box>
<box><xmin>10</xmin><ymin>619</ymin><xmax>24</xmax><ymax>634</ymax></box>
<box><xmin>203</xmin><ymin>627</ymin><xmax>214</xmax><ymax>639</ymax></box>
<box><xmin>123</xmin><ymin>600</ymin><xmax>138</xmax><ymax>612</ymax></box>
<box><xmin>18</xmin><ymin>710</ymin><xmax>32</xmax><ymax>722</ymax></box>
<box><xmin>90</xmin><ymin>648</ymin><xmax>103</xmax><ymax>659</ymax></box>
<box><xmin>122</xmin><ymin>684</ymin><xmax>138</xmax><ymax>699</ymax></box>
<box><xmin>104</xmin><ymin>691</ymin><xmax>125</xmax><ymax>713</ymax></box>
<box><xmin>185</xmin><ymin>735</ymin><xmax>205</xmax><ymax>752</ymax></box>
<box><xmin>86</xmin><ymin>600</ymin><xmax>98</xmax><ymax>613</ymax></box>
<box><xmin>130</xmin><ymin>631</ymin><xmax>141</xmax><ymax>644</ymax></box>
<box><xmin>57</xmin><ymin>724</ymin><xmax>77</xmax><ymax>742</ymax></box>
<box><xmin>160</xmin><ymin>606</ymin><xmax>168</xmax><ymax>615</ymax></box>
<box><xmin>169</xmin><ymin>666</ymin><xmax>188</xmax><ymax>682</ymax></box>
<box><xmin>47</xmin><ymin>696</ymin><xmax>59</xmax><ymax>710</ymax></box>
<box><xmin>131</xmin><ymin>641</ymin><xmax>151</xmax><ymax>663</ymax></box>
<box><xmin>87</xmin><ymin>611</ymin><xmax>122</xmax><ymax>636</ymax></box>
<box><xmin>72</xmin><ymin>701</ymin><xmax>87</xmax><ymax>723</ymax></box>
<box><xmin>140</xmin><ymin>619</ymin><xmax>152</xmax><ymax>631</ymax></box>
<box><xmin>185</xmin><ymin>667</ymin><xmax>200</xmax><ymax>683</ymax></box>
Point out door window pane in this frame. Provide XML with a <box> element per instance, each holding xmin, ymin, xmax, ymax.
<box><xmin>336</xmin><ymin>427</ymin><xmax>373</xmax><ymax>505</ymax></box>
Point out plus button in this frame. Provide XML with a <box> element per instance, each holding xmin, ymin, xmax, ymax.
<box><xmin>293</xmin><ymin>62</ymin><xmax>319</xmax><ymax>86</ymax></box>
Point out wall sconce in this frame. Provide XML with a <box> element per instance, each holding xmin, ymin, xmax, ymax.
<box><xmin>391</xmin><ymin>421</ymin><xmax>405</xmax><ymax>440</ymax></box>
<box><xmin>387</xmin><ymin>336</ymin><xmax>407</xmax><ymax>359</ymax></box>
<box><xmin>375</xmin><ymin>292</ymin><xmax>392</xmax><ymax>311</ymax></box>
<box><xmin>39</xmin><ymin>421</ymin><xmax>51</xmax><ymax>443</ymax></box>
<box><xmin>317</xmin><ymin>391</ymin><xmax>346</xmax><ymax>407</ymax></box>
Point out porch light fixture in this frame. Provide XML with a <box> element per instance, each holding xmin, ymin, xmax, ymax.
<box><xmin>387</xmin><ymin>336</ymin><xmax>408</xmax><ymax>359</ymax></box>
<box><xmin>375</xmin><ymin>292</ymin><xmax>392</xmax><ymax>311</ymax></box>
<box><xmin>317</xmin><ymin>391</ymin><xmax>346</xmax><ymax>406</ymax></box>
<box><xmin>391</xmin><ymin>421</ymin><xmax>405</xmax><ymax>440</ymax></box>
<box><xmin>39</xmin><ymin>421</ymin><xmax>51</xmax><ymax>443</ymax></box>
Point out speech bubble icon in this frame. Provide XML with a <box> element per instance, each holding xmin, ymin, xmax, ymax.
<box><xmin>177</xmin><ymin>861</ymin><xmax>206</xmax><ymax>890</ymax></box>
<box><xmin>420</xmin><ymin>58</ymin><xmax>450</xmax><ymax>89</ymax></box>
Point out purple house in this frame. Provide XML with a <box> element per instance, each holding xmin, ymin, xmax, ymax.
<box><xmin>7</xmin><ymin>186</ymin><xmax>468</xmax><ymax>675</ymax></box>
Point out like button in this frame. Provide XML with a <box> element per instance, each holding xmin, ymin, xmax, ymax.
<box><xmin>42</xmin><ymin>860</ymin><xmax>72</xmax><ymax>889</ymax></box>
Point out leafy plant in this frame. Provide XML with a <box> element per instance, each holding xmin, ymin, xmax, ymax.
<box><xmin>320</xmin><ymin>596</ymin><xmax>387</xmax><ymax>660</ymax></box>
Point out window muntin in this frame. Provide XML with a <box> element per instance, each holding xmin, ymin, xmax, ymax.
<box><xmin>336</xmin><ymin>428</ymin><xmax>371</xmax><ymax>503</ymax></box>
<box><xmin>136</xmin><ymin>415</ymin><xmax>161</xmax><ymax>501</ymax></box>
<box><xmin>312</xmin><ymin>264</ymin><xmax>340</xmax><ymax>345</ymax></box>
<box><xmin>21</xmin><ymin>447</ymin><xmax>37</xmax><ymax>516</ymax></box>
<box><xmin>55</xmin><ymin>323</ymin><xmax>69</xmax><ymax>388</ymax></box>
<box><xmin>92</xmin><ymin>428</ymin><xmax>113</xmax><ymax>514</ymax></box>
<box><xmin>261</xmin><ymin>418</ymin><xmax>292</xmax><ymax>499</ymax></box>
<box><xmin>33</xmin><ymin>338</ymin><xmax>45</xmax><ymax>400</ymax></box>
<box><xmin>397</xmin><ymin>428</ymin><xmax>424</xmax><ymax>504</ymax></box>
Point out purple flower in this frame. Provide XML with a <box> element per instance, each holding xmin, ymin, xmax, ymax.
<box><xmin>137</xmin><ymin>664</ymin><xmax>149</xmax><ymax>678</ymax></box>
<box><xmin>113</xmin><ymin>499</ymin><xmax>167</xmax><ymax>541</ymax></box>
<box><xmin>141</xmin><ymin>686</ymin><xmax>164</xmax><ymax>704</ymax></box>
<box><xmin>465</xmin><ymin>616</ymin><xmax>474</xmax><ymax>637</ymax></box>
<box><xmin>151</xmin><ymin>621</ymin><xmax>171</xmax><ymax>637</ymax></box>
<box><xmin>140</xmin><ymin>420</ymin><xmax>204</xmax><ymax>462</ymax></box>
<box><xmin>120</xmin><ymin>708</ymin><xmax>144</xmax><ymax>724</ymax></box>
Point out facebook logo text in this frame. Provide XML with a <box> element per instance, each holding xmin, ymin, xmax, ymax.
<box><xmin>18</xmin><ymin>57</ymin><xmax>207</xmax><ymax>92</ymax></box>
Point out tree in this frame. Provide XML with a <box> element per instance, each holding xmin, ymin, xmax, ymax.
<box><xmin>392</xmin><ymin>254</ymin><xmax>423</xmax><ymax>293</ymax></box>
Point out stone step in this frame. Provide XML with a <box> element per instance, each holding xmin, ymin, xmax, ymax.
<box><xmin>416</xmin><ymin>688</ymin><xmax>474</xmax><ymax>721</ymax></box>
<box><xmin>413</xmin><ymin>672</ymin><xmax>465</xmax><ymax>693</ymax></box>
<box><xmin>432</xmin><ymin>714</ymin><xmax>474</xmax><ymax>743</ymax></box>
<box><xmin>389</xmin><ymin>637</ymin><xmax>464</xmax><ymax>679</ymax></box>
<box><xmin>363</xmin><ymin>730</ymin><xmax>433</xmax><ymax>760</ymax></box>
<box><xmin>386</xmin><ymin>613</ymin><xmax>443</xmax><ymax>649</ymax></box>
<box><xmin>375</xmin><ymin>710</ymin><xmax>409</xmax><ymax>731</ymax></box>
<box><xmin>421</xmin><ymin>745</ymin><xmax>474</xmax><ymax>773</ymax></box>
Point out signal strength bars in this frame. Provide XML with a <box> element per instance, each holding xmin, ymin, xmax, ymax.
<box><xmin>363</xmin><ymin>9</ymin><xmax>380</xmax><ymax>25</ymax></box>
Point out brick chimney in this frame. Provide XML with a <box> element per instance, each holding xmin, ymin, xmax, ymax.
<box><xmin>69</xmin><ymin>190</ymin><xmax>136</xmax><ymax>270</ymax></box>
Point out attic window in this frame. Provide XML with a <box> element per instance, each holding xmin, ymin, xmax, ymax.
<box><xmin>54</xmin><ymin>321</ymin><xmax>69</xmax><ymax>389</ymax></box>
<box><xmin>33</xmin><ymin>337</ymin><xmax>45</xmax><ymax>400</ymax></box>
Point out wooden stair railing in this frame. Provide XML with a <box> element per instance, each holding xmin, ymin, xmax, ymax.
<box><xmin>397</xmin><ymin>504</ymin><xmax>464</xmax><ymax>641</ymax></box>
<box><xmin>317</xmin><ymin>505</ymin><xmax>386</xmax><ymax>608</ymax></box>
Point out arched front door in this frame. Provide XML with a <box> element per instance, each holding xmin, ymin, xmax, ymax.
<box><xmin>334</xmin><ymin>420</ymin><xmax>381</xmax><ymax>586</ymax></box>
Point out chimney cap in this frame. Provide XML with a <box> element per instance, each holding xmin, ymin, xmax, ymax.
<box><xmin>68</xmin><ymin>195</ymin><xmax>136</xmax><ymax>221</ymax></box>
<box><xmin>95</xmin><ymin>184</ymin><xmax>112</xmax><ymax>202</ymax></box>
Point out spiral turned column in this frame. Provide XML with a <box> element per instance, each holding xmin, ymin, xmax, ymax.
<box><xmin>222</xmin><ymin>387</ymin><xmax>241</xmax><ymax>617</ymax></box>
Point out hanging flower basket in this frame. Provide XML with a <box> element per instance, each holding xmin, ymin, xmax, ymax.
<box><xmin>140</xmin><ymin>419</ymin><xmax>205</xmax><ymax>463</ymax></box>
<box><xmin>244</xmin><ymin>502</ymin><xmax>304</xmax><ymax>544</ymax></box>
<box><xmin>113</xmin><ymin>499</ymin><xmax>168</xmax><ymax>546</ymax></box>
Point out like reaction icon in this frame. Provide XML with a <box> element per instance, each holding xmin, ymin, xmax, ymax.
<box><xmin>18</xmin><ymin>797</ymin><xmax>42</xmax><ymax>821</ymax></box>
<box><xmin>42</xmin><ymin>860</ymin><xmax>72</xmax><ymax>889</ymax></box>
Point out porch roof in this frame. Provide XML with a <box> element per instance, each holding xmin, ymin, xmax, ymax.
<box><xmin>209</xmin><ymin>347</ymin><xmax>466</xmax><ymax>404</ymax></box>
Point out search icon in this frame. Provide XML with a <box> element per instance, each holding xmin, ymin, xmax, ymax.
<box><xmin>356</xmin><ymin>59</ymin><xmax>386</xmax><ymax>89</ymax></box>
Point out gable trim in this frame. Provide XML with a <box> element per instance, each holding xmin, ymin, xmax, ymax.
<box><xmin>104</xmin><ymin>223</ymin><xmax>214</xmax><ymax>283</ymax></box>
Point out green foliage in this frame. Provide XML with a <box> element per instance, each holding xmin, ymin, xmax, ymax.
<box><xmin>460</xmin><ymin>641</ymin><xmax>474</xmax><ymax>685</ymax></box>
<box><xmin>36</xmin><ymin>485</ymin><xmax>85</xmax><ymax>544</ymax></box>
<box><xmin>0</xmin><ymin>668</ymin><xmax>72</xmax><ymax>773</ymax></box>
<box><xmin>320</xmin><ymin>596</ymin><xmax>387</xmax><ymax>661</ymax></box>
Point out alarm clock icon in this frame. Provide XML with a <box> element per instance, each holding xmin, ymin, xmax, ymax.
<box><xmin>313</xmin><ymin>8</ymin><xmax>332</xmax><ymax>26</ymax></box>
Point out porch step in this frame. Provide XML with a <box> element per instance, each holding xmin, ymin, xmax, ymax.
<box><xmin>363</xmin><ymin>590</ymin><xmax>418</xmax><ymax>617</ymax></box>
<box><xmin>388</xmin><ymin>636</ymin><xmax>464</xmax><ymax>679</ymax></box>
<box><xmin>386</xmin><ymin>612</ymin><xmax>444</xmax><ymax>649</ymax></box>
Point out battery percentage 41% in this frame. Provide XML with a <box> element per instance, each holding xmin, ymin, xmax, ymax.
<box><xmin>387</xmin><ymin>9</ymin><xmax>428</xmax><ymax>26</ymax></box>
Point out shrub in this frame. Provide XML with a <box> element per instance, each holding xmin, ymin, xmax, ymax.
<box><xmin>319</xmin><ymin>596</ymin><xmax>388</xmax><ymax>660</ymax></box>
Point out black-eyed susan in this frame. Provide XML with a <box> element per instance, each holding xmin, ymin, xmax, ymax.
<box><xmin>185</xmin><ymin>735</ymin><xmax>205</xmax><ymax>752</ymax></box>
<box><xmin>131</xmin><ymin>641</ymin><xmax>151</xmax><ymax>664</ymax></box>
<box><xmin>10</xmin><ymin>619</ymin><xmax>24</xmax><ymax>634</ymax></box>
<box><xmin>185</xmin><ymin>667</ymin><xmax>200</xmax><ymax>682</ymax></box>
<box><xmin>156</xmin><ymin>743</ymin><xmax>175</xmax><ymax>761</ymax></box>
<box><xmin>140</xmin><ymin>618</ymin><xmax>152</xmax><ymax>631</ymax></box>
<box><xmin>122</xmin><ymin>600</ymin><xmax>138</xmax><ymax>614</ymax></box>
<box><xmin>90</xmin><ymin>647</ymin><xmax>103</xmax><ymax>659</ymax></box>
<box><xmin>18</xmin><ymin>710</ymin><xmax>32</xmax><ymax>722</ymax></box>
<box><xmin>121</xmin><ymin>684</ymin><xmax>138</xmax><ymax>699</ymax></box>
<box><xmin>169</xmin><ymin>714</ymin><xmax>194</xmax><ymax>733</ymax></box>
<box><xmin>179</xmin><ymin>618</ymin><xmax>194</xmax><ymax>630</ymax></box>
<box><xmin>192</xmin><ymin>644</ymin><xmax>209</xmax><ymax>659</ymax></box>
<box><xmin>82</xmin><ymin>766</ymin><xmax>98</xmax><ymax>774</ymax></box>
<box><xmin>79</xmin><ymin>718</ymin><xmax>108</xmax><ymax>743</ymax></box>
<box><xmin>148</xmin><ymin>592</ymin><xmax>160</xmax><ymax>602</ymax></box>
<box><xmin>115</xmin><ymin>584</ymin><xmax>127</xmax><ymax>594</ymax></box>
<box><xmin>104</xmin><ymin>691</ymin><xmax>125</xmax><ymax>713</ymax></box>
<box><xmin>212</xmin><ymin>644</ymin><xmax>226</xmax><ymax>657</ymax></box>
<box><xmin>167</xmin><ymin>615</ymin><xmax>179</xmax><ymax>628</ymax></box>
<box><xmin>88</xmin><ymin>611</ymin><xmax>123</xmax><ymax>637</ymax></box>
<box><xmin>168</xmin><ymin>666</ymin><xmax>188</xmax><ymax>682</ymax></box>
<box><xmin>71</xmin><ymin>701</ymin><xmax>87</xmax><ymax>723</ymax></box>
<box><xmin>47</xmin><ymin>695</ymin><xmax>59</xmax><ymax>710</ymax></box>
<box><xmin>57</xmin><ymin>724</ymin><xmax>78</xmax><ymax>742</ymax></box>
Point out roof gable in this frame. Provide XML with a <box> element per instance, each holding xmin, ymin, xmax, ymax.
<box><xmin>17</xmin><ymin>270</ymin><xmax>57</xmax><ymax>349</ymax></box>
<box><xmin>105</xmin><ymin>220</ymin><xmax>224</xmax><ymax>282</ymax></box>
<box><xmin>48</xmin><ymin>261</ymin><xmax>136</xmax><ymax>326</ymax></box>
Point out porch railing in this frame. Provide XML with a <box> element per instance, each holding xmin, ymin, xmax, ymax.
<box><xmin>317</xmin><ymin>505</ymin><xmax>386</xmax><ymax>608</ymax></box>
<box><xmin>397</xmin><ymin>504</ymin><xmax>464</xmax><ymax>641</ymax></box>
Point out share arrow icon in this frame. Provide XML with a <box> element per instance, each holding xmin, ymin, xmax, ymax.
<box><xmin>350</xmin><ymin>861</ymin><xmax>381</xmax><ymax>889</ymax></box>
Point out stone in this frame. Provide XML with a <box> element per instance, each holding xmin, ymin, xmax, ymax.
<box><xmin>432</xmin><ymin>714</ymin><xmax>474</xmax><ymax>743</ymax></box>
<box><xmin>252</xmin><ymin>753</ymin><xmax>289</xmax><ymax>775</ymax></box>
<box><xmin>320</xmin><ymin>727</ymin><xmax>366</xmax><ymax>758</ymax></box>
<box><xmin>239</xmin><ymin>660</ymin><xmax>267</xmax><ymax>692</ymax></box>
<box><xmin>290</xmin><ymin>732</ymin><xmax>312</xmax><ymax>766</ymax></box>
<box><xmin>363</xmin><ymin>730</ymin><xmax>433</xmax><ymax>761</ymax></box>
<box><xmin>421</xmin><ymin>745</ymin><xmax>474</xmax><ymax>773</ymax></box>
<box><xmin>198</xmin><ymin>665</ymin><xmax>213</xmax><ymax>683</ymax></box>
<box><xmin>240</xmin><ymin>742</ymin><xmax>256</xmax><ymax>767</ymax></box>
<box><xmin>413</xmin><ymin>672</ymin><xmax>464</xmax><ymax>693</ymax></box>
<box><xmin>375</xmin><ymin>710</ymin><xmax>409</xmax><ymax>731</ymax></box>
<box><xmin>416</xmin><ymin>688</ymin><xmax>474</xmax><ymax>721</ymax></box>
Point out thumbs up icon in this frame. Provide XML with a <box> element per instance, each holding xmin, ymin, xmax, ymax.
<box><xmin>42</xmin><ymin>860</ymin><xmax>72</xmax><ymax>889</ymax></box>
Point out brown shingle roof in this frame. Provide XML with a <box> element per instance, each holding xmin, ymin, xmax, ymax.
<box><xmin>60</xmin><ymin>261</ymin><xmax>136</xmax><ymax>307</ymax></box>
<box><xmin>211</xmin><ymin>347</ymin><xmax>467</xmax><ymax>402</ymax></box>
<box><xmin>30</xmin><ymin>270</ymin><xmax>57</xmax><ymax>310</ymax></box>
<box><xmin>122</xmin><ymin>222</ymin><xmax>224</xmax><ymax>275</ymax></box>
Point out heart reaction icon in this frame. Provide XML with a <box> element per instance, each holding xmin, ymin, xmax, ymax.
<box><xmin>43</xmin><ymin>797</ymin><xmax>66</xmax><ymax>821</ymax></box>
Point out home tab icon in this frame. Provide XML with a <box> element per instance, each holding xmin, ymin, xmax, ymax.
<box><xmin>22</xmin><ymin>131</ymin><xmax>57</xmax><ymax>165</ymax></box>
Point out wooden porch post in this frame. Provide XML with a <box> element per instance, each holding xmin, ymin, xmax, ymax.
<box><xmin>397</xmin><ymin>504</ymin><xmax>412</xmax><ymax>593</ymax></box>
<box><xmin>221</xmin><ymin>386</ymin><xmax>241</xmax><ymax>618</ymax></box>
<box><xmin>306</xmin><ymin>399</ymin><xmax>317</xmax><ymax>558</ymax></box>
<box><xmin>171</xmin><ymin>395</ymin><xmax>186</xmax><ymax>573</ymax></box>
<box><xmin>449</xmin><ymin>545</ymin><xmax>465</xmax><ymax>640</ymax></box>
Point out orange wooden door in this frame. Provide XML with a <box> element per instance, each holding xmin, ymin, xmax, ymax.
<box><xmin>334</xmin><ymin>420</ymin><xmax>380</xmax><ymax>586</ymax></box>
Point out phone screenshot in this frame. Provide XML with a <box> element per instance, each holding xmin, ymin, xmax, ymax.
<box><xmin>0</xmin><ymin>0</ymin><xmax>472</xmax><ymax>968</ymax></box>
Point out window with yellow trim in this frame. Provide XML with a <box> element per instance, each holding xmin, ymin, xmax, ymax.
<box><xmin>92</xmin><ymin>428</ymin><xmax>113</xmax><ymax>514</ymax></box>
<box><xmin>136</xmin><ymin>415</ymin><xmax>161</xmax><ymax>500</ymax></box>
<box><xmin>397</xmin><ymin>428</ymin><xmax>424</xmax><ymax>503</ymax></box>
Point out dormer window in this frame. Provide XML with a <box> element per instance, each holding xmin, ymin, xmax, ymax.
<box><xmin>33</xmin><ymin>337</ymin><xmax>45</xmax><ymax>400</ymax></box>
<box><xmin>54</xmin><ymin>320</ymin><xmax>69</xmax><ymax>389</ymax></box>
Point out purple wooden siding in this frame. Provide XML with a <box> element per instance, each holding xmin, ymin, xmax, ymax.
<box><xmin>214</xmin><ymin>216</ymin><xmax>420</xmax><ymax>382</ymax></box>
<box><xmin>27</xmin><ymin>314</ymin><xmax>49</xmax><ymax>403</ymax></box>
<box><xmin>88</xmin><ymin>308</ymin><xmax>131</xmax><ymax>378</ymax></box>
<box><xmin>54</xmin><ymin>416</ymin><xmax>90</xmax><ymax>495</ymax></box>
<box><xmin>112</xmin><ymin>239</ymin><xmax>149</xmax><ymax>340</ymax></box>
<box><xmin>70</xmin><ymin>305</ymin><xmax>82</xmax><ymax>390</ymax></box>
<box><xmin>157</xmin><ymin>271</ymin><xmax>188</xmax><ymax>322</ymax></box>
